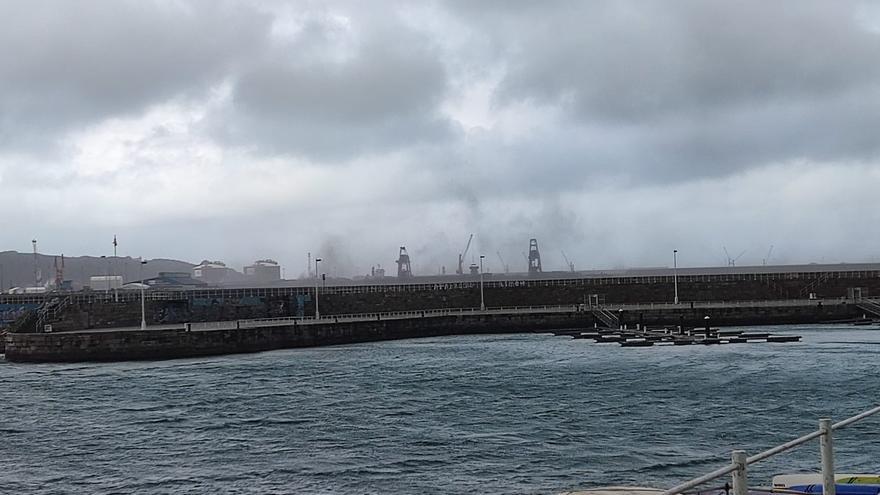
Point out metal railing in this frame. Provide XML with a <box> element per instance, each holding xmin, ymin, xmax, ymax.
<box><xmin>34</xmin><ymin>295</ymin><xmax>71</xmax><ymax>332</ymax></box>
<box><xmin>855</xmin><ymin>300</ymin><xmax>880</xmax><ymax>318</ymax></box>
<box><xmin>183</xmin><ymin>305</ymin><xmax>588</xmax><ymax>332</ymax></box>
<box><xmin>602</xmin><ymin>298</ymin><xmax>845</xmax><ymax>311</ymax></box>
<box><xmin>158</xmin><ymin>299</ymin><xmax>853</xmax><ymax>334</ymax></box>
<box><xmin>662</xmin><ymin>405</ymin><xmax>880</xmax><ymax>495</ymax></box>
<box><xmin>799</xmin><ymin>272</ymin><xmax>831</xmax><ymax>298</ymax></box>
<box><xmin>592</xmin><ymin>308</ymin><xmax>620</xmax><ymax>328</ymax></box>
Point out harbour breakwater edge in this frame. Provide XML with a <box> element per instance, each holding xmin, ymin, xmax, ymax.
<box><xmin>3</xmin><ymin>299</ymin><xmax>865</xmax><ymax>362</ymax></box>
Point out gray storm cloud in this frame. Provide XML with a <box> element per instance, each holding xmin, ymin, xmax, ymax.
<box><xmin>1</xmin><ymin>0</ymin><xmax>880</xmax><ymax>274</ymax></box>
<box><xmin>0</xmin><ymin>0</ymin><xmax>270</xmax><ymax>151</ymax></box>
<box><xmin>450</xmin><ymin>0</ymin><xmax>880</xmax><ymax>185</ymax></box>
<box><xmin>213</xmin><ymin>26</ymin><xmax>457</xmax><ymax>160</ymax></box>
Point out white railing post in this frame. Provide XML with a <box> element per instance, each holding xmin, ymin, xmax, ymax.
<box><xmin>820</xmin><ymin>418</ymin><xmax>836</xmax><ymax>495</ymax></box>
<box><xmin>731</xmin><ymin>450</ymin><xmax>748</xmax><ymax>495</ymax></box>
<box><xmin>663</xmin><ymin>405</ymin><xmax>880</xmax><ymax>495</ymax></box>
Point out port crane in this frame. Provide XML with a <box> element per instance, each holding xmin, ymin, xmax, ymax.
<box><xmin>723</xmin><ymin>246</ymin><xmax>746</xmax><ymax>267</ymax></box>
<box><xmin>496</xmin><ymin>251</ymin><xmax>509</xmax><ymax>274</ymax></box>
<box><xmin>763</xmin><ymin>245</ymin><xmax>774</xmax><ymax>266</ymax></box>
<box><xmin>456</xmin><ymin>234</ymin><xmax>474</xmax><ymax>275</ymax></box>
<box><xmin>561</xmin><ymin>250</ymin><xmax>575</xmax><ymax>272</ymax></box>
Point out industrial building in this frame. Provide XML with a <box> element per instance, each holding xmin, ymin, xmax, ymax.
<box><xmin>244</xmin><ymin>259</ymin><xmax>281</xmax><ymax>283</ymax></box>
<box><xmin>89</xmin><ymin>275</ymin><xmax>124</xmax><ymax>291</ymax></box>
<box><xmin>193</xmin><ymin>260</ymin><xmax>236</xmax><ymax>285</ymax></box>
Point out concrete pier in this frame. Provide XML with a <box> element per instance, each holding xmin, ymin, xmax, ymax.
<box><xmin>3</xmin><ymin>300</ymin><xmax>860</xmax><ymax>362</ymax></box>
<box><xmin>4</xmin><ymin>311</ymin><xmax>590</xmax><ymax>362</ymax></box>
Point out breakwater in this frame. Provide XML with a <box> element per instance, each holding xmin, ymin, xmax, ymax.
<box><xmin>3</xmin><ymin>269</ymin><xmax>878</xmax><ymax>334</ymax></box>
<box><xmin>3</xmin><ymin>266</ymin><xmax>880</xmax><ymax>325</ymax></box>
<box><xmin>4</xmin><ymin>311</ymin><xmax>588</xmax><ymax>362</ymax></box>
<box><xmin>3</xmin><ymin>301</ymin><xmax>861</xmax><ymax>362</ymax></box>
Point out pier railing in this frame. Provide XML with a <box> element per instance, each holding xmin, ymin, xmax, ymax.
<box><xmin>662</xmin><ymin>405</ymin><xmax>880</xmax><ymax>495</ymax></box>
<box><xmin>186</xmin><ymin>305</ymin><xmax>587</xmax><ymax>331</ymax></box>
<box><xmin>182</xmin><ymin>298</ymin><xmax>848</xmax><ymax>332</ymax></box>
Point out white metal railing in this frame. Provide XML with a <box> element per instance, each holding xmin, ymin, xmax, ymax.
<box><xmin>662</xmin><ymin>405</ymin><xmax>880</xmax><ymax>495</ymax></box>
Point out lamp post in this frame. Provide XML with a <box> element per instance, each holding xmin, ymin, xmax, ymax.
<box><xmin>479</xmin><ymin>255</ymin><xmax>486</xmax><ymax>311</ymax></box>
<box><xmin>140</xmin><ymin>259</ymin><xmax>147</xmax><ymax>330</ymax></box>
<box><xmin>112</xmin><ymin>235</ymin><xmax>118</xmax><ymax>302</ymax></box>
<box><xmin>673</xmin><ymin>249</ymin><xmax>679</xmax><ymax>305</ymax></box>
<box><xmin>315</xmin><ymin>258</ymin><xmax>322</xmax><ymax>319</ymax></box>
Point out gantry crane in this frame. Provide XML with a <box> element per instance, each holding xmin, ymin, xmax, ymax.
<box><xmin>561</xmin><ymin>250</ymin><xmax>575</xmax><ymax>272</ymax></box>
<box><xmin>456</xmin><ymin>234</ymin><xmax>474</xmax><ymax>275</ymax></box>
<box><xmin>497</xmin><ymin>251</ymin><xmax>509</xmax><ymax>274</ymax></box>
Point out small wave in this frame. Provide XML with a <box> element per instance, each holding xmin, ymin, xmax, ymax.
<box><xmin>3</xmin><ymin>326</ymin><xmax>877</xmax><ymax>494</ymax></box>
<box><xmin>635</xmin><ymin>456</ymin><xmax>725</xmax><ymax>473</ymax></box>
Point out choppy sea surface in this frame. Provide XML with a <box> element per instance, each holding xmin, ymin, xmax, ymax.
<box><xmin>2</xmin><ymin>324</ymin><xmax>879</xmax><ymax>494</ymax></box>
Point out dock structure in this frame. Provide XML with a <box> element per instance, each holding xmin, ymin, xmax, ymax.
<box><xmin>551</xmin><ymin>325</ymin><xmax>801</xmax><ymax>347</ymax></box>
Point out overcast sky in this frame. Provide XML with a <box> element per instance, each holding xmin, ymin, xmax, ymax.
<box><xmin>2</xmin><ymin>0</ymin><xmax>880</xmax><ymax>277</ymax></box>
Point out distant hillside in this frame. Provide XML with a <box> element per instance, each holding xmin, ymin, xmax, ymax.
<box><xmin>0</xmin><ymin>251</ymin><xmax>194</xmax><ymax>290</ymax></box>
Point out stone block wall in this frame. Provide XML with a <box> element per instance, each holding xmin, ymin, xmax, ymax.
<box><xmin>14</xmin><ymin>272</ymin><xmax>879</xmax><ymax>333</ymax></box>
<box><xmin>5</xmin><ymin>303</ymin><xmax>862</xmax><ymax>363</ymax></box>
<box><xmin>4</xmin><ymin>311</ymin><xmax>593</xmax><ymax>362</ymax></box>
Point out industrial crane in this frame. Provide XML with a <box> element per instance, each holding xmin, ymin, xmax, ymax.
<box><xmin>497</xmin><ymin>251</ymin><xmax>509</xmax><ymax>274</ymax></box>
<box><xmin>723</xmin><ymin>246</ymin><xmax>746</xmax><ymax>267</ymax></box>
<box><xmin>763</xmin><ymin>245</ymin><xmax>774</xmax><ymax>266</ymax></box>
<box><xmin>561</xmin><ymin>250</ymin><xmax>575</xmax><ymax>272</ymax></box>
<box><xmin>456</xmin><ymin>234</ymin><xmax>474</xmax><ymax>275</ymax></box>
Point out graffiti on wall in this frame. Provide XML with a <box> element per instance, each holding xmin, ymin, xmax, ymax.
<box><xmin>0</xmin><ymin>303</ymin><xmax>40</xmax><ymax>324</ymax></box>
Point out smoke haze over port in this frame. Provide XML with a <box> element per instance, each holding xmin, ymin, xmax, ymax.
<box><xmin>2</xmin><ymin>1</ymin><xmax>880</xmax><ymax>277</ymax></box>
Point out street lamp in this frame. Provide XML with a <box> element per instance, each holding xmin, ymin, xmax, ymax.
<box><xmin>140</xmin><ymin>259</ymin><xmax>147</xmax><ymax>330</ymax></box>
<box><xmin>112</xmin><ymin>235</ymin><xmax>118</xmax><ymax>302</ymax></box>
<box><xmin>479</xmin><ymin>255</ymin><xmax>486</xmax><ymax>311</ymax></box>
<box><xmin>315</xmin><ymin>258</ymin><xmax>322</xmax><ymax>319</ymax></box>
<box><xmin>673</xmin><ymin>249</ymin><xmax>679</xmax><ymax>305</ymax></box>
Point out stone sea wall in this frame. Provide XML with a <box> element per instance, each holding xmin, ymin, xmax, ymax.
<box><xmin>4</xmin><ymin>312</ymin><xmax>591</xmax><ymax>362</ymax></box>
<box><xmin>5</xmin><ymin>303</ymin><xmax>861</xmax><ymax>363</ymax></box>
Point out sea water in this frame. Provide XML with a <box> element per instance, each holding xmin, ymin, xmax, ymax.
<box><xmin>1</xmin><ymin>324</ymin><xmax>878</xmax><ymax>494</ymax></box>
